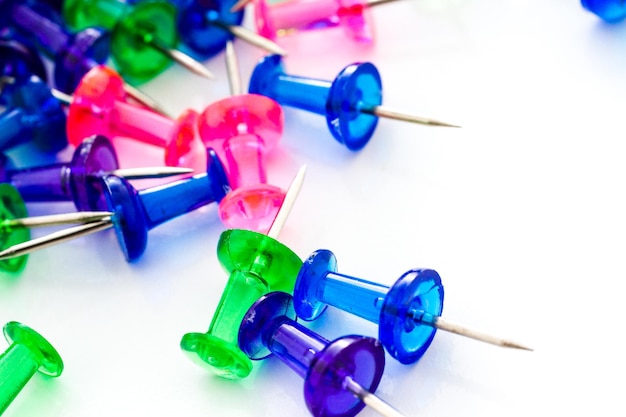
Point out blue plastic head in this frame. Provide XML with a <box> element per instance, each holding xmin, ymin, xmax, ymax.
<box><xmin>380</xmin><ymin>269</ymin><xmax>444</xmax><ymax>364</ymax></box>
<box><xmin>293</xmin><ymin>249</ymin><xmax>337</xmax><ymax>321</ymax></box>
<box><xmin>176</xmin><ymin>0</ymin><xmax>244</xmax><ymax>59</ymax></box>
<box><xmin>581</xmin><ymin>0</ymin><xmax>626</xmax><ymax>22</ymax></box>
<box><xmin>326</xmin><ymin>62</ymin><xmax>381</xmax><ymax>151</ymax></box>
<box><xmin>53</xmin><ymin>27</ymin><xmax>111</xmax><ymax>93</ymax></box>
<box><xmin>0</xmin><ymin>37</ymin><xmax>48</xmax><ymax>89</ymax></box>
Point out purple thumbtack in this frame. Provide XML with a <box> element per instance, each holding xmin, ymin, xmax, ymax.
<box><xmin>239</xmin><ymin>291</ymin><xmax>409</xmax><ymax>417</ymax></box>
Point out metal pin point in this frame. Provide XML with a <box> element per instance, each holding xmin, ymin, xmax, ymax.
<box><xmin>267</xmin><ymin>165</ymin><xmax>306</xmax><ymax>239</ymax></box>
<box><xmin>1</xmin><ymin>211</ymin><xmax>114</xmax><ymax>230</ymax></box>
<box><xmin>225</xmin><ymin>40</ymin><xmax>243</xmax><ymax>96</ymax></box>
<box><xmin>214</xmin><ymin>21</ymin><xmax>287</xmax><ymax>56</ymax></box>
<box><xmin>431</xmin><ymin>315</ymin><xmax>533</xmax><ymax>351</ymax></box>
<box><xmin>149</xmin><ymin>37</ymin><xmax>216</xmax><ymax>80</ymax></box>
<box><xmin>344</xmin><ymin>377</ymin><xmax>408</xmax><ymax>417</ymax></box>
<box><xmin>0</xmin><ymin>220</ymin><xmax>113</xmax><ymax>261</ymax></box>
<box><xmin>122</xmin><ymin>83</ymin><xmax>173</xmax><ymax>118</ymax></box>
<box><xmin>361</xmin><ymin>106</ymin><xmax>461</xmax><ymax>128</ymax></box>
<box><xmin>108</xmin><ymin>167</ymin><xmax>194</xmax><ymax>179</ymax></box>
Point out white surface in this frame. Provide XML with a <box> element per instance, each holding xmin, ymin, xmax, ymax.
<box><xmin>2</xmin><ymin>1</ymin><xmax>626</xmax><ymax>416</ymax></box>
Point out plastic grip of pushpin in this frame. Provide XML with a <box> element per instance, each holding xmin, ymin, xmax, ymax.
<box><xmin>254</xmin><ymin>0</ymin><xmax>373</xmax><ymax>42</ymax></box>
<box><xmin>0</xmin><ymin>37</ymin><xmax>48</xmax><ymax>88</ymax></box>
<box><xmin>0</xmin><ymin>184</ymin><xmax>31</xmax><ymax>273</ymax></box>
<box><xmin>176</xmin><ymin>0</ymin><xmax>244</xmax><ymax>59</ymax></box>
<box><xmin>581</xmin><ymin>0</ymin><xmax>626</xmax><ymax>22</ymax></box>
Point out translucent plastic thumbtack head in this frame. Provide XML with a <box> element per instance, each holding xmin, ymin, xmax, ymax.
<box><xmin>0</xmin><ymin>322</ymin><xmax>63</xmax><ymax>414</ymax></box>
<box><xmin>581</xmin><ymin>0</ymin><xmax>626</xmax><ymax>22</ymax></box>
<box><xmin>176</xmin><ymin>0</ymin><xmax>286</xmax><ymax>59</ymax></box>
<box><xmin>180</xmin><ymin>166</ymin><xmax>305</xmax><ymax>379</ymax></box>
<box><xmin>0</xmin><ymin>135</ymin><xmax>192</xmax><ymax>212</ymax></box>
<box><xmin>66</xmin><ymin>66</ymin><xmax>205</xmax><ymax>170</ymax></box>
<box><xmin>197</xmin><ymin>41</ymin><xmax>287</xmax><ymax>232</ymax></box>
<box><xmin>249</xmin><ymin>54</ymin><xmax>459</xmax><ymax>151</ymax></box>
<box><xmin>294</xmin><ymin>250</ymin><xmax>532</xmax><ymax>364</ymax></box>
<box><xmin>62</xmin><ymin>0</ymin><xmax>215</xmax><ymax>83</ymax></box>
<box><xmin>0</xmin><ymin>75</ymin><xmax>68</xmax><ymax>153</ymax></box>
<box><xmin>239</xmin><ymin>292</ymin><xmax>409</xmax><ymax>417</ymax></box>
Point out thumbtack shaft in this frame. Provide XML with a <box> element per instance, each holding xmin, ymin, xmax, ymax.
<box><xmin>266</xmin><ymin>165</ymin><xmax>306</xmax><ymax>239</ymax></box>
<box><xmin>1</xmin><ymin>212</ymin><xmax>114</xmax><ymax>229</ymax></box>
<box><xmin>344</xmin><ymin>376</ymin><xmax>408</xmax><ymax>417</ymax></box>
<box><xmin>0</xmin><ymin>220</ymin><xmax>113</xmax><ymax>260</ymax></box>
<box><xmin>149</xmin><ymin>38</ymin><xmax>216</xmax><ymax>80</ymax></box>
<box><xmin>428</xmin><ymin>315</ymin><xmax>533</xmax><ymax>351</ymax></box>
<box><xmin>109</xmin><ymin>167</ymin><xmax>194</xmax><ymax>179</ymax></box>
<box><xmin>362</xmin><ymin>106</ymin><xmax>460</xmax><ymax>128</ymax></box>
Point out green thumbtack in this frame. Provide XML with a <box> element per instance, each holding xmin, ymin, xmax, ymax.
<box><xmin>0</xmin><ymin>183</ymin><xmax>114</xmax><ymax>273</ymax></box>
<box><xmin>0</xmin><ymin>322</ymin><xmax>64</xmax><ymax>414</ymax></box>
<box><xmin>180</xmin><ymin>166</ymin><xmax>306</xmax><ymax>379</ymax></box>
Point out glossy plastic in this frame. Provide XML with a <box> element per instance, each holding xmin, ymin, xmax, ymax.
<box><xmin>294</xmin><ymin>249</ymin><xmax>445</xmax><ymax>364</ymax></box>
<box><xmin>64</xmin><ymin>0</ymin><xmax>179</xmax><ymax>83</ymax></box>
<box><xmin>176</xmin><ymin>0</ymin><xmax>245</xmax><ymax>59</ymax></box>
<box><xmin>3</xmin><ymin>135</ymin><xmax>119</xmax><ymax>211</ymax></box>
<box><xmin>239</xmin><ymin>292</ymin><xmax>385</xmax><ymax>417</ymax></box>
<box><xmin>67</xmin><ymin>66</ymin><xmax>203</xmax><ymax>169</ymax></box>
<box><xmin>180</xmin><ymin>229</ymin><xmax>302</xmax><ymax>379</ymax></box>
<box><xmin>99</xmin><ymin>147</ymin><xmax>230</xmax><ymax>261</ymax></box>
<box><xmin>0</xmin><ymin>76</ymin><xmax>68</xmax><ymax>153</ymax></box>
<box><xmin>248</xmin><ymin>54</ymin><xmax>382</xmax><ymax>150</ymax></box>
<box><xmin>581</xmin><ymin>0</ymin><xmax>626</xmax><ymax>22</ymax></box>
<box><xmin>0</xmin><ymin>322</ymin><xmax>63</xmax><ymax>414</ymax></box>
<box><xmin>0</xmin><ymin>37</ymin><xmax>48</xmax><ymax>89</ymax></box>
<box><xmin>197</xmin><ymin>94</ymin><xmax>285</xmax><ymax>232</ymax></box>
<box><xmin>254</xmin><ymin>0</ymin><xmax>374</xmax><ymax>42</ymax></box>
<box><xmin>0</xmin><ymin>184</ymin><xmax>31</xmax><ymax>273</ymax></box>
<box><xmin>1</xmin><ymin>0</ymin><xmax>111</xmax><ymax>94</ymax></box>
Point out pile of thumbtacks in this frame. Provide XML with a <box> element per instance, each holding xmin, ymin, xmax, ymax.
<box><xmin>16</xmin><ymin>0</ymin><xmax>623</xmax><ymax>415</ymax></box>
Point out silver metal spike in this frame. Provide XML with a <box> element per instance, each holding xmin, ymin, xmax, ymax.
<box><xmin>149</xmin><ymin>37</ymin><xmax>216</xmax><ymax>80</ymax></box>
<box><xmin>344</xmin><ymin>376</ymin><xmax>407</xmax><ymax>417</ymax></box>
<box><xmin>50</xmin><ymin>88</ymin><xmax>73</xmax><ymax>105</ymax></box>
<box><xmin>216</xmin><ymin>22</ymin><xmax>287</xmax><ymax>56</ymax></box>
<box><xmin>1</xmin><ymin>212</ymin><xmax>114</xmax><ymax>230</ymax></box>
<box><xmin>225</xmin><ymin>40</ymin><xmax>243</xmax><ymax>96</ymax></box>
<box><xmin>266</xmin><ymin>165</ymin><xmax>306</xmax><ymax>239</ymax></box>
<box><xmin>361</xmin><ymin>105</ymin><xmax>460</xmax><ymax>128</ymax></box>
<box><xmin>109</xmin><ymin>166</ymin><xmax>194</xmax><ymax>179</ymax></box>
<box><xmin>122</xmin><ymin>83</ymin><xmax>174</xmax><ymax>118</ymax></box>
<box><xmin>0</xmin><ymin>220</ymin><xmax>113</xmax><ymax>260</ymax></box>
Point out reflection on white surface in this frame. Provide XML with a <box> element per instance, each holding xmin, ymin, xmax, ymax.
<box><xmin>2</xmin><ymin>1</ymin><xmax>626</xmax><ymax>417</ymax></box>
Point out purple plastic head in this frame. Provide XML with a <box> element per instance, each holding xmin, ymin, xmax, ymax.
<box><xmin>0</xmin><ymin>37</ymin><xmax>48</xmax><ymax>88</ymax></box>
<box><xmin>68</xmin><ymin>135</ymin><xmax>120</xmax><ymax>211</ymax></box>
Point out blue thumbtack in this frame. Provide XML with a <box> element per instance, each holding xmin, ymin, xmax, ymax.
<box><xmin>0</xmin><ymin>148</ymin><xmax>230</xmax><ymax>262</ymax></box>
<box><xmin>0</xmin><ymin>75</ymin><xmax>67</xmax><ymax>153</ymax></box>
<box><xmin>0</xmin><ymin>36</ymin><xmax>48</xmax><ymax>90</ymax></box>
<box><xmin>0</xmin><ymin>134</ymin><xmax>194</xmax><ymax>211</ymax></box>
<box><xmin>581</xmin><ymin>0</ymin><xmax>626</xmax><ymax>22</ymax></box>
<box><xmin>293</xmin><ymin>250</ymin><xmax>532</xmax><ymax>364</ymax></box>
<box><xmin>249</xmin><ymin>54</ymin><xmax>458</xmax><ymax>151</ymax></box>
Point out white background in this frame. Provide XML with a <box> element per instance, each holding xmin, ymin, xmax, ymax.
<box><xmin>2</xmin><ymin>0</ymin><xmax>626</xmax><ymax>416</ymax></box>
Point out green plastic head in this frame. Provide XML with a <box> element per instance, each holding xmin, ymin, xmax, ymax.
<box><xmin>3</xmin><ymin>322</ymin><xmax>64</xmax><ymax>377</ymax></box>
<box><xmin>0</xmin><ymin>184</ymin><xmax>31</xmax><ymax>273</ymax></box>
<box><xmin>180</xmin><ymin>229</ymin><xmax>302</xmax><ymax>379</ymax></box>
<box><xmin>0</xmin><ymin>322</ymin><xmax>64</xmax><ymax>414</ymax></box>
<box><xmin>63</xmin><ymin>0</ymin><xmax>127</xmax><ymax>31</ymax></box>
<box><xmin>110</xmin><ymin>0</ymin><xmax>179</xmax><ymax>84</ymax></box>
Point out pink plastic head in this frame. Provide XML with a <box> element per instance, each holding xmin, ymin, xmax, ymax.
<box><xmin>164</xmin><ymin>109</ymin><xmax>206</xmax><ymax>172</ymax></box>
<box><xmin>254</xmin><ymin>0</ymin><xmax>373</xmax><ymax>42</ymax></box>
<box><xmin>66</xmin><ymin>66</ymin><xmax>126</xmax><ymax>147</ymax></box>
<box><xmin>198</xmin><ymin>94</ymin><xmax>285</xmax><ymax>233</ymax></box>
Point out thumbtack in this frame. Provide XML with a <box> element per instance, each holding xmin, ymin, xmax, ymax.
<box><xmin>180</xmin><ymin>165</ymin><xmax>305</xmax><ymax>379</ymax></box>
<box><xmin>239</xmin><ymin>292</ymin><xmax>409</xmax><ymax>417</ymax></box>
<box><xmin>197</xmin><ymin>41</ymin><xmax>286</xmax><ymax>232</ymax></box>
<box><xmin>0</xmin><ymin>37</ymin><xmax>48</xmax><ymax>90</ymax></box>
<box><xmin>0</xmin><ymin>148</ymin><xmax>229</xmax><ymax>262</ymax></box>
<box><xmin>66</xmin><ymin>65</ymin><xmax>204</xmax><ymax>169</ymax></box>
<box><xmin>249</xmin><ymin>54</ymin><xmax>459</xmax><ymax>151</ymax></box>
<box><xmin>62</xmin><ymin>0</ymin><xmax>216</xmax><ymax>83</ymax></box>
<box><xmin>0</xmin><ymin>2</ymin><xmax>168</xmax><ymax>116</ymax></box>
<box><xmin>0</xmin><ymin>75</ymin><xmax>68</xmax><ymax>153</ymax></box>
<box><xmin>0</xmin><ymin>321</ymin><xmax>64</xmax><ymax>414</ymax></box>
<box><xmin>581</xmin><ymin>0</ymin><xmax>626</xmax><ymax>22</ymax></box>
<box><xmin>0</xmin><ymin>134</ymin><xmax>193</xmax><ymax>212</ymax></box>
<box><xmin>294</xmin><ymin>249</ymin><xmax>533</xmax><ymax>364</ymax></box>
<box><xmin>0</xmin><ymin>183</ymin><xmax>113</xmax><ymax>273</ymax></box>
<box><xmin>176</xmin><ymin>0</ymin><xmax>287</xmax><ymax>58</ymax></box>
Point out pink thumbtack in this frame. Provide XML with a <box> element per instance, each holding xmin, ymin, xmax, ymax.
<box><xmin>197</xmin><ymin>41</ymin><xmax>285</xmax><ymax>233</ymax></box>
<box><xmin>65</xmin><ymin>65</ymin><xmax>206</xmax><ymax>172</ymax></box>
